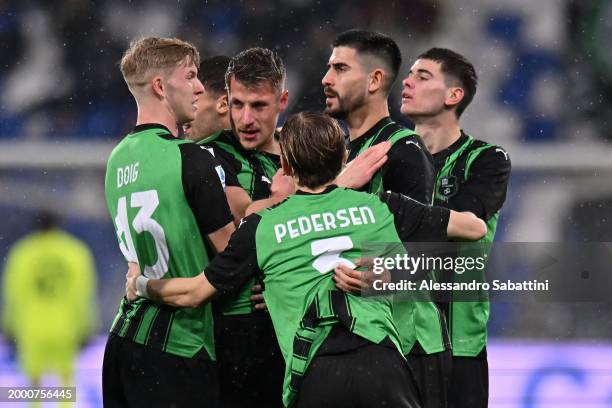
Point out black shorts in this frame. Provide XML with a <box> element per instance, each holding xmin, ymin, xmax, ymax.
<box><xmin>294</xmin><ymin>343</ymin><xmax>423</xmax><ymax>408</ymax></box>
<box><xmin>407</xmin><ymin>344</ymin><xmax>452</xmax><ymax>408</ymax></box>
<box><xmin>448</xmin><ymin>349</ymin><xmax>488</xmax><ymax>408</ymax></box>
<box><xmin>214</xmin><ymin>311</ymin><xmax>285</xmax><ymax>408</ymax></box>
<box><xmin>102</xmin><ymin>334</ymin><xmax>219</xmax><ymax>408</ymax></box>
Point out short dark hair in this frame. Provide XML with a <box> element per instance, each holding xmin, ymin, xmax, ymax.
<box><xmin>199</xmin><ymin>55</ymin><xmax>230</xmax><ymax>97</ymax></box>
<box><xmin>417</xmin><ymin>48</ymin><xmax>478</xmax><ymax>118</ymax></box>
<box><xmin>280</xmin><ymin>112</ymin><xmax>345</xmax><ymax>189</ymax></box>
<box><xmin>225</xmin><ymin>47</ymin><xmax>286</xmax><ymax>93</ymax></box>
<box><xmin>37</xmin><ymin>210</ymin><xmax>59</xmax><ymax>231</ymax></box>
<box><xmin>332</xmin><ymin>29</ymin><xmax>402</xmax><ymax>94</ymax></box>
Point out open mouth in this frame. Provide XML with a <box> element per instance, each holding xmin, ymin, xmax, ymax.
<box><xmin>239</xmin><ymin>130</ymin><xmax>260</xmax><ymax>140</ymax></box>
<box><xmin>324</xmin><ymin>87</ymin><xmax>338</xmax><ymax>101</ymax></box>
<box><xmin>401</xmin><ymin>94</ymin><xmax>413</xmax><ymax>103</ymax></box>
<box><xmin>325</xmin><ymin>93</ymin><xmax>338</xmax><ymax>107</ymax></box>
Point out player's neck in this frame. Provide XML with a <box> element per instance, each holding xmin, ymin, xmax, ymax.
<box><xmin>297</xmin><ymin>180</ymin><xmax>335</xmax><ymax>194</ymax></box>
<box><xmin>346</xmin><ymin>99</ymin><xmax>389</xmax><ymax>142</ymax></box>
<box><xmin>260</xmin><ymin>133</ymin><xmax>281</xmax><ymax>155</ymax></box>
<box><xmin>414</xmin><ymin>114</ymin><xmax>462</xmax><ymax>155</ymax></box>
<box><xmin>135</xmin><ymin>101</ymin><xmax>180</xmax><ymax>136</ymax></box>
<box><xmin>220</xmin><ymin>116</ymin><xmax>231</xmax><ymax>133</ymax></box>
<box><xmin>190</xmin><ymin>116</ymin><xmax>231</xmax><ymax>143</ymax></box>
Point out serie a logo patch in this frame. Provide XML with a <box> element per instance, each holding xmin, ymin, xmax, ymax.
<box><xmin>215</xmin><ymin>165</ymin><xmax>226</xmax><ymax>189</ymax></box>
<box><xmin>439</xmin><ymin>175</ymin><xmax>459</xmax><ymax>198</ymax></box>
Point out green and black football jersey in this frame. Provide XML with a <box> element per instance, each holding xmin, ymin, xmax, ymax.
<box><xmin>105</xmin><ymin>123</ymin><xmax>233</xmax><ymax>359</ymax></box>
<box><xmin>202</xmin><ymin>129</ymin><xmax>279</xmax><ymax>200</ymax></box>
<box><xmin>349</xmin><ymin>118</ymin><xmax>448</xmax><ymax>355</ymax></box>
<box><xmin>204</xmin><ymin>185</ymin><xmax>450</xmax><ymax>406</ymax></box>
<box><xmin>347</xmin><ymin>117</ymin><xmax>434</xmax><ymax>203</ymax></box>
<box><xmin>432</xmin><ymin>131</ymin><xmax>511</xmax><ymax>357</ymax></box>
<box><xmin>200</xmin><ymin>129</ymin><xmax>280</xmax><ymax>315</ymax></box>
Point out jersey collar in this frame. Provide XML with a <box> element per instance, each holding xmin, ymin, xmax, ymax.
<box><xmin>131</xmin><ymin>123</ymin><xmax>174</xmax><ymax>136</ymax></box>
<box><xmin>350</xmin><ymin>117</ymin><xmax>393</xmax><ymax>143</ymax></box>
<box><xmin>295</xmin><ymin>184</ymin><xmax>338</xmax><ymax>195</ymax></box>
<box><xmin>432</xmin><ymin>130</ymin><xmax>470</xmax><ymax>164</ymax></box>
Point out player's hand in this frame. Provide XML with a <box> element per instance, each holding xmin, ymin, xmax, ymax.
<box><xmin>270</xmin><ymin>169</ymin><xmax>296</xmax><ymax>200</ymax></box>
<box><xmin>336</xmin><ymin>141</ymin><xmax>391</xmax><ymax>189</ymax></box>
<box><xmin>125</xmin><ymin>262</ymin><xmax>141</xmax><ymax>302</ymax></box>
<box><xmin>334</xmin><ymin>258</ymin><xmax>389</xmax><ymax>294</ymax></box>
<box><xmin>333</xmin><ymin>258</ymin><xmax>372</xmax><ymax>294</ymax></box>
<box><xmin>250</xmin><ymin>284</ymin><xmax>267</xmax><ymax>311</ymax></box>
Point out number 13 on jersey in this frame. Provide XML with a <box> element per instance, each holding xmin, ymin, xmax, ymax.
<box><xmin>114</xmin><ymin>189</ymin><xmax>169</xmax><ymax>279</ymax></box>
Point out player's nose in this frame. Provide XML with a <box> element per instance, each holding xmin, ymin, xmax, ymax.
<box><xmin>322</xmin><ymin>69</ymin><xmax>333</xmax><ymax>87</ymax></box>
<box><xmin>242</xmin><ymin>106</ymin><xmax>255</xmax><ymax>124</ymax></box>
<box><xmin>194</xmin><ymin>78</ymin><xmax>205</xmax><ymax>95</ymax></box>
<box><xmin>402</xmin><ymin>76</ymin><xmax>414</xmax><ymax>89</ymax></box>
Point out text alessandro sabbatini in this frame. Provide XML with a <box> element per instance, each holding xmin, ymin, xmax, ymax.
<box><xmin>370</xmin><ymin>254</ymin><xmax>550</xmax><ymax>292</ymax></box>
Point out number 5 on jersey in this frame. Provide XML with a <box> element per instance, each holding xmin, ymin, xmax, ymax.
<box><xmin>311</xmin><ymin>236</ymin><xmax>356</xmax><ymax>274</ymax></box>
<box><xmin>115</xmin><ymin>190</ymin><xmax>169</xmax><ymax>279</ymax></box>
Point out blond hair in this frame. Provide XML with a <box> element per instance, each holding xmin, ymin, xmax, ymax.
<box><xmin>120</xmin><ymin>37</ymin><xmax>200</xmax><ymax>90</ymax></box>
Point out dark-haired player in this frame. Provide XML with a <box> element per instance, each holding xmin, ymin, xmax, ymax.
<box><xmin>127</xmin><ymin>111</ymin><xmax>487</xmax><ymax>408</ymax></box>
<box><xmin>323</xmin><ymin>30</ymin><xmax>450</xmax><ymax>408</ymax></box>
<box><xmin>198</xmin><ymin>47</ymin><xmax>288</xmax><ymax>408</ymax></box>
<box><xmin>401</xmin><ymin>48</ymin><xmax>511</xmax><ymax>408</ymax></box>
<box><xmin>322</xmin><ymin>29</ymin><xmax>434</xmax><ymax>201</ymax></box>
<box><xmin>184</xmin><ymin>55</ymin><xmax>231</xmax><ymax>142</ymax></box>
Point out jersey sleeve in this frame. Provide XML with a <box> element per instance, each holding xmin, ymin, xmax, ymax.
<box><xmin>382</xmin><ymin>137</ymin><xmax>435</xmax><ymax>203</ymax></box>
<box><xmin>179</xmin><ymin>143</ymin><xmax>233</xmax><ymax>234</ymax></box>
<box><xmin>204</xmin><ymin>213</ymin><xmax>262</xmax><ymax>295</ymax></box>
<box><xmin>449</xmin><ymin>147</ymin><xmax>511</xmax><ymax>220</ymax></box>
<box><xmin>379</xmin><ymin>191</ymin><xmax>450</xmax><ymax>242</ymax></box>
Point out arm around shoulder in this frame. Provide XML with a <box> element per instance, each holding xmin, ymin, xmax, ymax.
<box><xmin>447</xmin><ymin>211</ymin><xmax>487</xmax><ymax>241</ymax></box>
<box><xmin>146</xmin><ymin>272</ymin><xmax>217</xmax><ymax>308</ymax></box>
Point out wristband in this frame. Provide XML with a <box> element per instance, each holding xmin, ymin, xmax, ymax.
<box><xmin>135</xmin><ymin>275</ymin><xmax>151</xmax><ymax>298</ymax></box>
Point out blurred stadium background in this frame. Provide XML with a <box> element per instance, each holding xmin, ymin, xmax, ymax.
<box><xmin>1</xmin><ymin>0</ymin><xmax>611</xmax><ymax>406</ymax></box>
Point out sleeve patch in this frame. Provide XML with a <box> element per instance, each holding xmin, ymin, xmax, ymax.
<box><xmin>215</xmin><ymin>165</ymin><xmax>226</xmax><ymax>190</ymax></box>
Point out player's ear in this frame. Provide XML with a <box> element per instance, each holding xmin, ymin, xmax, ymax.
<box><xmin>151</xmin><ymin>75</ymin><xmax>165</xmax><ymax>99</ymax></box>
<box><xmin>279</xmin><ymin>89</ymin><xmax>289</xmax><ymax>111</ymax></box>
<box><xmin>367</xmin><ymin>69</ymin><xmax>385</xmax><ymax>93</ymax></box>
<box><xmin>445</xmin><ymin>87</ymin><xmax>464</xmax><ymax>109</ymax></box>
<box><xmin>217</xmin><ymin>94</ymin><xmax>228</xmax><ymax>115</ymax></box>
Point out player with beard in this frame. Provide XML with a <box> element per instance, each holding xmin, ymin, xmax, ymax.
<box><xmin>322</xmin><ymin>29</ymin><xmax>434</xmax><ymax>202</ymax></box>
<box><xmin>324</xmin><ymin>30</ymin><xmax>451</xmax><ymax>408</ymax></box>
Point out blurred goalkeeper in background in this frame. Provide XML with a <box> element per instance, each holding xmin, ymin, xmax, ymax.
<box><xmin>2</xmin><ymin>210</ymin><xmax>98</xmax><ymax>394</ymax></box>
